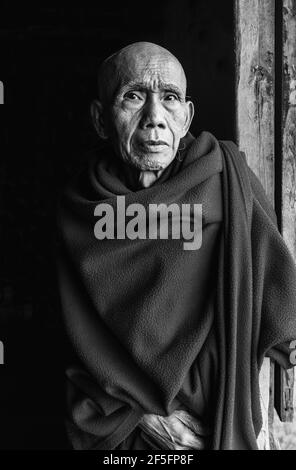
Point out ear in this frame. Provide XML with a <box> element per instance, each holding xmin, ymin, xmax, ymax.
<box><xmin>180</xmin><ymin>100</ymin><xmax>195</xmax><ymax>138</ymax></box>
<box><xmin>90</xmin><ymin>100</ymin><xmax>109</xmax><ymax>140</ymax></box>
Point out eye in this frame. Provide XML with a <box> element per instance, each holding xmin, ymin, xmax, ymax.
<box><xmin>164</xmin><ymin>93</ymin><xmax>180</xmax><ymax>102</ymax></box>
<box><xmin>124</xmin><ymin>91</ymin><xmax>143</xmax><ymax>101</ymax></box>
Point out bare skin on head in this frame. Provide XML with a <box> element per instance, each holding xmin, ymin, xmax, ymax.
<box><xmin>91</xmin><ymin>42</ymin><xmax>194</xmax><ymax>187</ymax></box>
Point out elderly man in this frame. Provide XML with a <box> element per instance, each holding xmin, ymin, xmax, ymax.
<box><xmin>57</xmin><ymin>42</ymin><xmax>296</xmax><ymax>450</ymax></box>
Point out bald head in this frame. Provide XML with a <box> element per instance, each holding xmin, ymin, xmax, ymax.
<box><xmin>97</xmin><ymin>42</ymin><xmax>187</xmax><ymax>106</ymax></box>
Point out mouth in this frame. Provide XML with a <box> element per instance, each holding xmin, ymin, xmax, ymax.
<box><xmin>139</xmin><ymin>140</ymin><xmax>169</xmax><ymax>152</ymax></box>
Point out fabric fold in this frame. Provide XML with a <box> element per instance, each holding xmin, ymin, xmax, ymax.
<box><xmin>57</xmin><ymin>131</ymin><xmax>296</xmax><ymax>450</ymax></box>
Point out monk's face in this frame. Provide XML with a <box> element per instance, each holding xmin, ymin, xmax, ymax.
<box><xmin>93</xmin><ymin>43</ymin><xmax>194</xmax><ymax>171</ymax></box>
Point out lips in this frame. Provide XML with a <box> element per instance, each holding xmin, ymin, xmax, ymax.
<box><xmin>144</xmin><ymin>140</ymin><xmax>168</xmax><ymax>146</ymax></box>
<box><xmin>139</xmin><ymin>140</ymin><xmax>169</xmax><ymax>152</ymax></box>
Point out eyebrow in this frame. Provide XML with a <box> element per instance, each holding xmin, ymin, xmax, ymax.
<box><xmin>121</xmin><ymin>81</ymin><xmax>184</xmax><ymax>97</ymax></box>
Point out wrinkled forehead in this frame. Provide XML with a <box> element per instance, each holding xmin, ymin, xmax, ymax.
<box><xmin>99</xmin><ymin>48</ymin><xmax>187</xmax><ymax>103</ymax></box>
<box><xmin>118</xmin><ymin>53</ymin><xmax>186</xmax><ymax>90</ymax></box>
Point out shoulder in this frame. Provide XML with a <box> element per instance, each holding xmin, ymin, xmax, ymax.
<box><xmin>219</xmin><ymin>140</ymin><xmax>278</xmax><ymax>227</ymax></box>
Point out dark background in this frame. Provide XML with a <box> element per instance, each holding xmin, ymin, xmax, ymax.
<box><xmin>0</xmin><ymin>1</ymin><xmax>235</xmax><ymax>449</ymax></box>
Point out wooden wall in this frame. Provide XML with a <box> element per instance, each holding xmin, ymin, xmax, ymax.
<box><xmin>235</xmin><ymin>0</ymin><xmax>296</xmax><ymax>448</ymax></box>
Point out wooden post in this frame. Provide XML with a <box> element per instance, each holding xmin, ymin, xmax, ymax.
<box><xmin>235</xmin><ymin>0</ymin><xmax>295</xmax><ymax>449</ymax></box>
<box><xmin>235</xmin><ymin>0</ymin><xmax>275</xmax><ymax>449</ymax></box>
<box><xmin>279</xmin><ymin>0</ymin><xmax>296</xmax><ymax>422</ymax></box>
<box><xmin>282</xmin><ymin>3</ymin><xmax>296</xmax><ymax>262</ymax></box>
<box><xmin>235</xmin><ymin>0</ymin><xmax>275</xmax><ymax>202</ymax></box>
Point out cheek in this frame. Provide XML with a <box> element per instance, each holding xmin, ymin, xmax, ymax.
<box><xmin>167</xmin><ymin>109</ymin><xmax>187</xmax><ymax>137</ymax></box>
<box><xmin>112</xmin><ymin>109</ymin><xmax>139</xmax><ymax>144</ymax></box>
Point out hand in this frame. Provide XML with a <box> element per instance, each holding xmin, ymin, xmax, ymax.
<box><xmin>138</xmin><ymin>409</ymin><xmax>211</xmax><ymax>450</ymax></box>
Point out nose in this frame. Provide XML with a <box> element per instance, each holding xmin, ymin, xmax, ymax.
<box><xmin>139</xmin><ymin>96</ymin><xmax>166</xmax><ymax>130</ymax></box>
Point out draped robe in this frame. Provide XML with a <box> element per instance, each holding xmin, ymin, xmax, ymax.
<box><xmin>57</xmin><ymin>131</ymin><xmax>296</xmax><ymax>450</ymax></box>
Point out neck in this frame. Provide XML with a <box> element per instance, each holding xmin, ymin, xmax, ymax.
<box><xmin>138</xmin><ymin>169</ymin><xmax>165</xmax><ymax>188</ymax></box>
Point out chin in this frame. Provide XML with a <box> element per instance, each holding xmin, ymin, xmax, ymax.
<box><xmin>139</xmin><ymin>162</ymin><xmax>165</xmax><ymax>171</ymax></box>
<box><xmin>129</xmin><ymin>153</ymin><xmax>173</xmax><ymax>171</ymax></box>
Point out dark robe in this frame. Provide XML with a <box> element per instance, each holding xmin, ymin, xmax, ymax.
<box><xmin>57</xmin><ymin>131</ymin><xmax>296</xmax><ymax>450</ymax></box>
